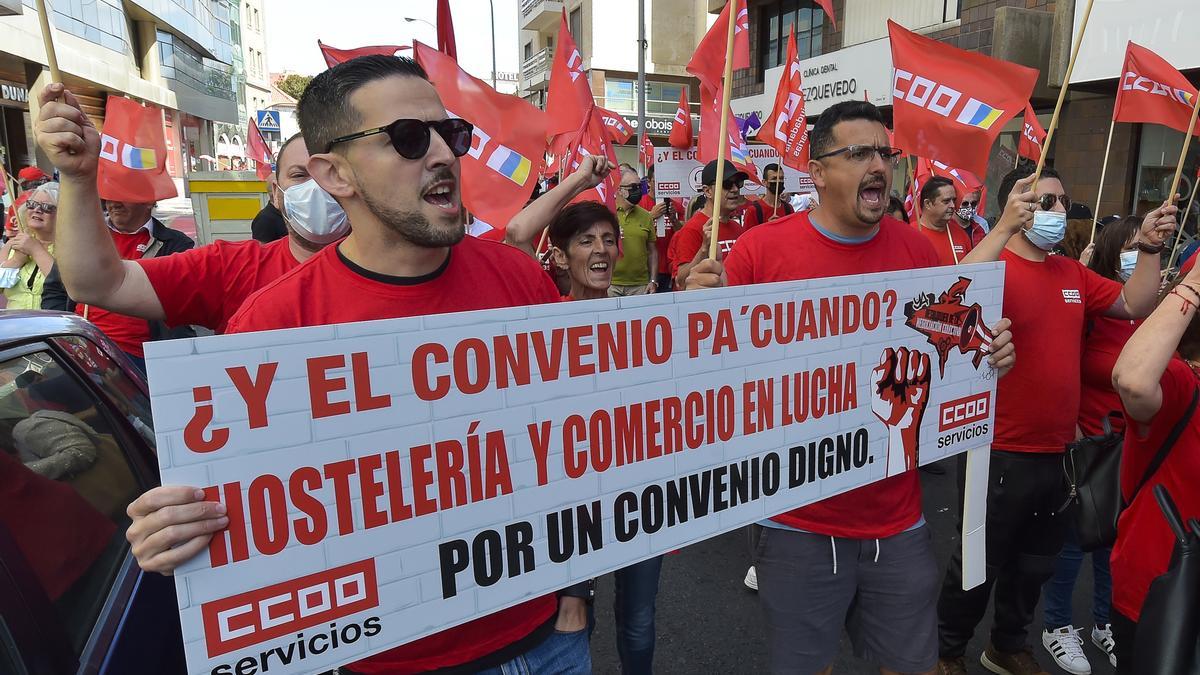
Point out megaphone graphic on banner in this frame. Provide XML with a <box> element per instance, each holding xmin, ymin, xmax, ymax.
<box><xmin>959</xmin><ymin>306</ymin><xmax>992</xmax><ymax>368</ymax></box>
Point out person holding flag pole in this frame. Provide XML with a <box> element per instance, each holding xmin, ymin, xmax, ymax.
<box><xmin>705</xmin><ymin>2</ymin><xmax>740</xmax><ymax>262</ymax></box>
<box><xmin>1164</xmin><ymin>94</ymin><xmax>1200</xmax><ymax>272</ymax></box>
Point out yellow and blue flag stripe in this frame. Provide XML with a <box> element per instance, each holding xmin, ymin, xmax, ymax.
<box><xmin>955</xmin><ymin>99</ymin><xmax>1004</xmax><ymax>130</ymax></box>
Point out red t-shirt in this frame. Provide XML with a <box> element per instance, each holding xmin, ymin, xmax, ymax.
<box><xmin>916</xmin><ymin>222</ymin><xmax>972</xmax><ymax>266</ymax></box>
<box><xmin>725</xmin><ymin>211</ymin><xmax>940</xmax><ymax>539</ymax></box>
<box><xmin>1112</xmin><ymin>358</ymin><xmax>1200</xmax><ymax>621</ymax></box>
<box><xmin>79</xmin><ymin>229</ymin><xmax>154</xmax><ymax>357</ymax></box>
<box><xmin>1078</xmin><ymin>316</ymin><xmax>1140</xmax><ymax>437</ymax></box>
<box><xmin>138</xmin><ymin>237</ymin><xmax>300</xmax><ymax>333</ymax></box>
<box><xmin>743</xmin><ymin>197</ymin><xmax>794</xmax><ymax>227</ymax></box>
<box><xmin>667</xmin><ymin>211</ymin><xmax>743</xmax><ymax>279</ymax></box>
<box><xmin>226</xmin><ymin>234</ymin><xmax>560</xmax><ymax>674</ymax></box>
<box><xmin>993</xmin><ymin>250</ymin><xmax>1123</xmax><ymax>452</ymax></box>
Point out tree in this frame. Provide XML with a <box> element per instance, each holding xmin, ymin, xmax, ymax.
<box><xmin>276</xmin><ymin>73</ymin><xmax>313</xmax><ymax>101</ymax></box>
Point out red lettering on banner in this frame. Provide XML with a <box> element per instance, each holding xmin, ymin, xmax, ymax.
<box><xmin>414</xmin><ymin>343</ymin><xmax>451</xmax><ymax>401</ymax></box>
<box><xmin>289</xmin><ymin>466</ymin><xmax>328</xmax><ymax>545</ymax></box>
<box><xmin>410</xmin><ymin>444</ymin><xmax>437</xmax><ymax>516</ymax></box>
<box><xmin>308</xmin><ymin>355</ymin><xmax>350</xmax><ymax>418</ymax></box>
<box><xmin>201</xmin><ymin>558</ymin><xmax>379</xmax><ymax>657</ymax></box>
<box><xmin>248</xmin><ymin>475</ymin><xmax>289</xmax><ymax>555</ymax></box>
<box><xmin>226</xmin><ymin>363</ymin><xmax>278</xmax><ymax>429</ymax></box>
<box><xmin>351</xmin><ymin>352</ymin><xmax>391</xmax><ymax>411</ymax></box>
<box><xmin>357</xmin><ymin>453</ymin><xmax>388</xmax><ymax>529</ymax></box>
<box><xmin>325</xmin><ymin>459</ymin><xmax>358</xmax><ymax>535</ymax></box>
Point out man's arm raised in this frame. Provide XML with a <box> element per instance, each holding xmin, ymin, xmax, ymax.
<box><xmin>961</xmin><ymin>174</ymin><xmax>1037</xmax><ymax>264</ymax></box>
<box><xmin>35</xmin><ymin>83</ymin><xmax>165</xmax><ymax>320</ymax></box>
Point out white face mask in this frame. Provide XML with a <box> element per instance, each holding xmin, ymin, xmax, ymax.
<box><xmin>282</xmin><ymin>179</ymin><xmax>349</xmax><ymax>244</ymax></box>
<box><xmin>1025</xmin><ymin>210</ymin><xmax>1066</xmax><ymax>251</ymax></box>
<box><xmin>1118</xmin><ymin>249</ymin><xmax>1139</xmax><ymax>281</ymax></box>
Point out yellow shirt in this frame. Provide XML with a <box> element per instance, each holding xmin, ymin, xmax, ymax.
<box><xmin>2</xmin><ymin>244</ymin><xmax>52</xmax><ymax>311</ymax></box>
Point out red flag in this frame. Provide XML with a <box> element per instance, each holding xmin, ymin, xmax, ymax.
<box><xmin>669</xmin><ymin>88</ymin><xmax>693</xmax><ymax>149</ymax></box>
<box><xmin>318</xmin><ymin>40</ymin><xmax>409</xmax><ymax>68</ymax></box>
<box><xmin>889</xmin><ymin>20</ymin><xmax>1037</xmax><ymax>175</ymax></box>
<box><xmin>564</xmin><ymin>105</ymin><xmax>619</xmax><ymax>210</ymax></box>
<box><xmin>546</xmin><ymin>10</ymin><xmax>592</xmax><ymax>138</ymax></box>
<box><xmin>639</xmin><ymin>133</ymin><xmax>655</xmax><ymax>168</ymax></box>
<box><xmin>756</xmin><ymin>26</ymin><xmax>809</xmax><ymax>170</ymax></box>
<box><xmin>920</xmin><ymin>157</ymin><xmax>983</xmax><ymax>205</ymax></box>
<box><xmin>686</xmin><ymin>0</ymin><xmax>749</xmax><ymax>95</ymax></box>
<box><xmin>815</xmin><ymin>0</ymin><xmax>836</xmax><ymax>30</ymax></box>
<box><xmin>697</xmin><ymin>85</ymin><xmax>759</xmax><ymax>182</ymax></box>
<box><xmin>1017</xmin><ymin>104</ymin><xmax>1046</xmax><ymax>163</ymax></box>
<box><xmin>1114</xmin><ymin>42</ymin><xmax>1200</xmax><ymax>137</ymax></box>
<box><xmin>414</xmin><ymin>42</ymin><xmax>547</xmax><ymax>228</ymax></box>
<box><xmin>247</xmin><ymin>117</ymin><xmax>275</xmax><ymax>181</ymax></box>
<box><xmin>97</xmin><ymin>96</ymin><xmax>177</xmax><ymax>203</ymax></box>
<box><xmin>597</xmin><ymin>107</ymin><xmax>633</xmax><ymax>144</ymax></box>
<box><xmin>436</xmin><ymin>0</ymin><xmax>457</xmax><ymax>59</ymax></box>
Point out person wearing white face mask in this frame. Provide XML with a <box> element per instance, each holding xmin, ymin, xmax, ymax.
<box><xmin>31</xmin><ymin>115</ymin><xmax>332</xmax><ymax>333</ymax></box>
<box><xmin>936</xmin><ymin>167</ymin><xmax>1178</xmax><ymax>675</ymax></box>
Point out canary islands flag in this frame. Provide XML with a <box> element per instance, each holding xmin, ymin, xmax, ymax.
<box><xmin>120</xmin><ymin>145</ymin><xmax>158</xmax><ymax>170</ymax></box>
<box><xmin>956</xmin><ymin>99</ymin><xmax>1004</xmax><ymax>130</ymax></box>
<box><xmin>485</xmin><ymin>145</ymin><xmax>532</xmax><ymax>186</ymax></box>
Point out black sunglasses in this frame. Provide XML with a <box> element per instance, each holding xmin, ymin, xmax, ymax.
<box><xmin>25</xmin><ymin>200</ymin><xmax>57</xmax><ymax>214</ymax></box>
<box><xmin>1038</xmin><ymin>193</ymin><xmax>1072</xmax><ymax>212</ymax></box>
<box><xmin>325</xmin><ymin>118</ymin><xmax>474</xmax><ymax>159</ymax></box>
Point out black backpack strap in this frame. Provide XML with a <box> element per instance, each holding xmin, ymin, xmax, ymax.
<box><xmin>1128</xmin><ymin>385</ymin><xmax>1200</xmax><ymax>506</ymax></box>
<box><xmin>753</xmin><ymin>200</ymin><xmax>764</xmax><ymax>225</ymax></box>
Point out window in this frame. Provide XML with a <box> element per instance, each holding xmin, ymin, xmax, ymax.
<box><xmin>569</xmin><ymin>7</ymin><xmax>583</xmax><ymax>56</ymax></box>
<box><xmin>759</xmin><ymin>0</ymin><xmax>824</xmax><ymax>71</ymax></box>
<box><xmin>524</xmin><ymin>42</ymin><xmax>532</xmax><ymax>61</ymax></box>
<box><xmin>254</xmin><ymin>8</ymin><xmax>260</xmax><ymax>32</ymax></box>
<box><xmin>603</xmin><ymin>79</ymin><xmax>687</xmax><ymax>116</ymax></box>
<box><xmin>0</xmin><ymin>343</ymin><xmax>148</xmax><ymax>658</ymax></box>
<box><xmin>604</xmin><ymin>79</ymin><xmax>635</xmax><ymax>113</ymax></box>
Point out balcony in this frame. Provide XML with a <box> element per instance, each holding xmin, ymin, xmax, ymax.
<box><xmin>520</xmin><ymin>0</ymin><xmax>562</xmax><ymax>32</ymax></box>
<box><xmin>520</xmin><ymin>47</ymin><xmax>551</xmax><ymax>93</ymax></box>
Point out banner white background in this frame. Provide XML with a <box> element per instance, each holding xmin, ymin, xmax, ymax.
<box><xmin>653</xmin><ymin>145</ymin><xmax>815</xmax><ymax>199</ymax></box>
<box><xmin>147</xmin><ymin>263</ymin><xmax>1004</xmax><ymax>675</ymax></box>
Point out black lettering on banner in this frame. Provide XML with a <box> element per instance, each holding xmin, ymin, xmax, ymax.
<box><xmin>789</xmin><ymin>428</ymin><xmax>871</xmax><ymax>487</ymax></box>
<box><xmin>548</xmin><ymin>501</ymin><xmax>604</xmax><ymax>562</ymax></box>
<box><xmin>208</xmin><ymin>617</ymin><xmax>385</xmax><ymax>675</ymax></box>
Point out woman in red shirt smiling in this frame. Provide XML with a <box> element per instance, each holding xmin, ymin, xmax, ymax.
<box><xmin>1110</xmin><ymin>255</ymin><xmax>1200</xmax><ymax>673</ymax></box>
<box><xmin>548</xmin><ymin>201</ymin><xmax>619</xmax><ymax>302</ymax></box>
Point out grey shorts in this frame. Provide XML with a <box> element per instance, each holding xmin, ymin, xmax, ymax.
<box><xmin>756</xmin><ymin>525</ymin><xmax>939</xmax><ymax>674</ymax></box>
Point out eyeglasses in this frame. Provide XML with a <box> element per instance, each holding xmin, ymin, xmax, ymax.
<box><xmin>619</xmin><ymin>183</ymin><xmax>641</xmax><ymax>192</ymax></box>
<box><xmin>959</xmin><ymin>200</ymin><xmax>978</xmax><ymax>209</ymax></box>
<box><xmin>324</xmin><ymin>118</ymin><xmax>474</xmax><ymax>159</ymax></box>
<box><xmin>1038</xmin><ymin>193</ymin><xmax>1072</xmax><ymax>212</ymax></box>
<box><xmin>811</xmin><ymin>145</ymin><xmax>903</xmax><ymax>166</ymax></box>
<box><xmin>25</xmin><ymin>200</ymin><xmax>56</xmax><ymax>214</ymax></box>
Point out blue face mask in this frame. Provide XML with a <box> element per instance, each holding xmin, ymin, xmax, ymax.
<box><xmin>1025</xmin><ymin>210</ymin><xmax>1066</xmax><ymax>251</ymax></box>
<box><xmin>1118</xmin><ymin>249</ymin><xmax>1138</xmax><ymax>281</ymax></box>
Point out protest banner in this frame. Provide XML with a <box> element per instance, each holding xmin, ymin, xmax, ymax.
<box><xmin>653</xmin><ymin>145</ymin><xmax>814</xmax><ymax>199</ymax></box>
<box><xmin>147</xmin><ymin>263</ymin><xmax>1004</xmax><ymax>675</ymax></box>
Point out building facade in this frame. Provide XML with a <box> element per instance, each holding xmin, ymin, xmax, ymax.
<box><xmin>724</xmin><ymin>0</ymin><xmax>1199</xmax><ymax>221</ymax></box>
<box><xmin>0</xmin><ymin>0</ymin><xmax>239</xmax><ymax>192</ymax></box>
<box><xmin>214</xmin><ymin>0</ymin><xmax>273</xmax><ymax>170</ymax></box>
<box><xmin>517</xmin><ymin>0</ymin><xmax>711</xmax><ymax>165</ymax></box>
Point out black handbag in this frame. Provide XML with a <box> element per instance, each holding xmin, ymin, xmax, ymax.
<box><xmin>1063</xmin><ymin>387</ymin><xmax>1199</xmax><ymax>552</ymax></box>
<box><xmin>1132</xmin><ymin>484</ymin><xmax>1200</xmax><ymax>674</ymax></box>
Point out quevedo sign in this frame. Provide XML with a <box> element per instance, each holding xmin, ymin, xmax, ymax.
<box><xmin>146</xmin><ymin>263</ymin><xmax>1004</xmax><ymax>675</ymax></box>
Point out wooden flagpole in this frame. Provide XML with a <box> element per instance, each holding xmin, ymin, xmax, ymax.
<box><xmin>34</xmin><ymin>0</ymin><xmax>63</xmax><ymax>85</ymax></box>
<box><xmin>1032</xmin><ymin>0</ymin><xmax>1096</xmax><ymax>188</ymax></box>
<box><xmin>1088</xmin><ymin>118</ymin><xmax>1117</xmax><ymax>244</ymax></box>
<box><xmin>708</xmin><ymin>0</ymin><xmax>739</xmax><ymax>261</ymax></box>
<box><xmin>1165</xmin><ymin>95</ymin><xmax>1200</xmax><ymax>270</ymax></box>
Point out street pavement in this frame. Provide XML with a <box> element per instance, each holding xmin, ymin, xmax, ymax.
<box><xmin>588</xmin><ymin>459</ymin><xmax>1117</xmax><ymax>675</ymax></box>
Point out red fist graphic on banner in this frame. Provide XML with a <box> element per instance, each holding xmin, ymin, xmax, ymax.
<box><xmin>872</xmin><ymin>347</ymin><xmax>931</xmax><ymax>476</ymax></box>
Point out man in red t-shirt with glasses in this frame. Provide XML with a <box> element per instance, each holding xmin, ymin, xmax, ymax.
<box><xmin>685</xmin><ymin>100</ymin><xmax>1023</xmax><ymax>675</ymax></box>
<box><xmin>113</xmin><ymin>55</ymin><xmax>585</xmax><ymax>674</ymax></box>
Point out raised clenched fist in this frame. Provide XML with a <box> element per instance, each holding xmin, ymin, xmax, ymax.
<box><xmin>872</xmin><ymin>346</ymin><xmax>932</xmax><ymax>476</ymax></box>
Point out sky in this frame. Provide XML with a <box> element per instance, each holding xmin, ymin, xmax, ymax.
<box><xmin>263</xmin><ymin>0</ymin><xmax>519</xmax><ymax>84</ymax></box>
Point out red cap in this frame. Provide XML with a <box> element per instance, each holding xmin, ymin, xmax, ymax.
<box><xmin>17</xmin><ymin>166</ymin><xmax>48</xmax><ymax>182</ymax></box>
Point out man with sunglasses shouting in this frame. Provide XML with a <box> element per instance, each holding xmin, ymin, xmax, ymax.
<box><xmin>934</xmin><ymin>166</ymin><xmax>1178</xmax><ymax>675</ymax></box>
<box><xmin>684</xmin><ymin>101</ymin><xmax>1019</xmax><ymax>675</ymax></box>
<box><xmin>116</xmin><ymin>56</ymin><xmax>583</xmax><ymax>675</ymax></box>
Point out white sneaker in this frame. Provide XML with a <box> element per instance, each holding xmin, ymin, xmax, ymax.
<box><xmin>1091</xmin><ymin>624</ymin><xmax>1117</xmax><ymax>668</ymax></box>
<box><xmin>744</xmin><ymin>565</ymin><xmax>758</xmax><ymax>591</ymax></box>
<box><xmin>1042</xmin><ymin>626</ymin><xmax>1092</xmax><ymax>675</ymax></box>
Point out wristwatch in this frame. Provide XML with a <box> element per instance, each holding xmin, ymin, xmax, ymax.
<box><xmin>1136</xmin><ymin>241</ymin><xmax>1165</xmax><ymax>254</ymax></box>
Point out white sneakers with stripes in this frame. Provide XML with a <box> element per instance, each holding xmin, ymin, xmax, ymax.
<box><xmin>1042</xmin><ymin>626</ymin><xmax>1091</xmax><ymax>674</ymax></box>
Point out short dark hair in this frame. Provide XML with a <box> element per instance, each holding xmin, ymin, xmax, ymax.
<box><xmin>275</xmin><ymin>133</ymin><xmax>305</xmax><ymax>179</ymax></box>
<box><xmin>809</xmin><ymin>101</ymin><xmax>885</xmax><ymax>159</ymax></box>
<box><xmin>298</xmin><ymin>55</ymin><xmax>430</xmax><ymax>156</ymax></box>
<box><xmin>1087</xmin><ymin>215</ymin><xmax>1141</xmax><ymax>282</ymax></box>
<box><xmin>763</xmin><ymin>163</ymin><xmax>782</xmax><ymax>176</ymax></box>
<box><xmin>888</xmin><ymin>195</ymin><xmax>909</xmax><ymax>223</ymax></box>
<box><xmin>548</xmin><ymin>202</ymin><xmax>619</xmax><ymax>251</ymax></box>
<box><xmin>997</xmin><ymin>165</ymin><xmax>1063</xmax><ymax>212</ymax></box>
<box><xmin>920</xmin><ymin>177</ymin><xmax>955</xmax><ymax>207</ymax></box>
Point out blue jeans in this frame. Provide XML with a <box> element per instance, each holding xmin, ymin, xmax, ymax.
<box><xmin>476</xmin><ymin>626</ymin><xmax>591</xmax><ymax>675</ymax></box>
<box><xmin>1042</xmin><ymin>525</ymin><xmax>1112</xmax><ymax>629</ymax></box>
<box><xmin>613</xmin><ymin>555</ymin><xmax>664</xmax><ymax>675</ymax></box>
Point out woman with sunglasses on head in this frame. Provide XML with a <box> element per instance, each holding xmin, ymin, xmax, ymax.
<box><xmin>0</xmin><ymin>182</ymin><xmax>58</xmax><ymax>310</ymax></box>
<box><xmin>1039</xmin><ymin>215</ymin><xmax>1145</xmax><ymax>674</ymax></box>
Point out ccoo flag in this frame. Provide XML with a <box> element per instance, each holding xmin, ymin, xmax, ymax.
<box><xmin>889</xmin><ymin>20</ymin><xmax>1037</xmax><ymax>175</ymax></box>
<box><xmin>756</xmin><ymin>26</ymin><xmax>809</xmax><ymax>170</ymax></box>
<box><xmin>668</xmin><ymin>88</ymin><xmax>693</xmax><ymax>149</ymax></box>
<box><xmin>564</xmin><ymin>104</ymin><xmax>619</xmax><ymax>210</ymax></box>
<box><xmin>1113</xmin><ymin>42</ymin><xmax>1200</xmax><ymax>138</ymax></box>
<box><xmin>97</xmin><ymin>96</ymin><xmax>177</xmax><ymax>203</ymax></box>
<box><xmin>247</xmin><ymin>117</ymin><xmax>275</xmax><ymax>181</ymax></box>
<box><xmin>686</xmin><ymin>0</ymin><xmax>749</xmax><ymax>96</ymax></box>
<box><xmin>318</xmin><ymin>40</ymin><xmax>409</xmax><ymax>68</ymax></box>
<box><xmin>546</xmin><ymin>10</ymin><xmax>593</xmax><ymax>139</ymax></box>
<box><xmin>414</xmin><ymin>42</ymin><xmax>548</xmax><ymax>229</ymax></box>
<box><xmin>1017</xmin><ymin>104</ymin><xmax>1046</xmax><ymax>163</ymax></box>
